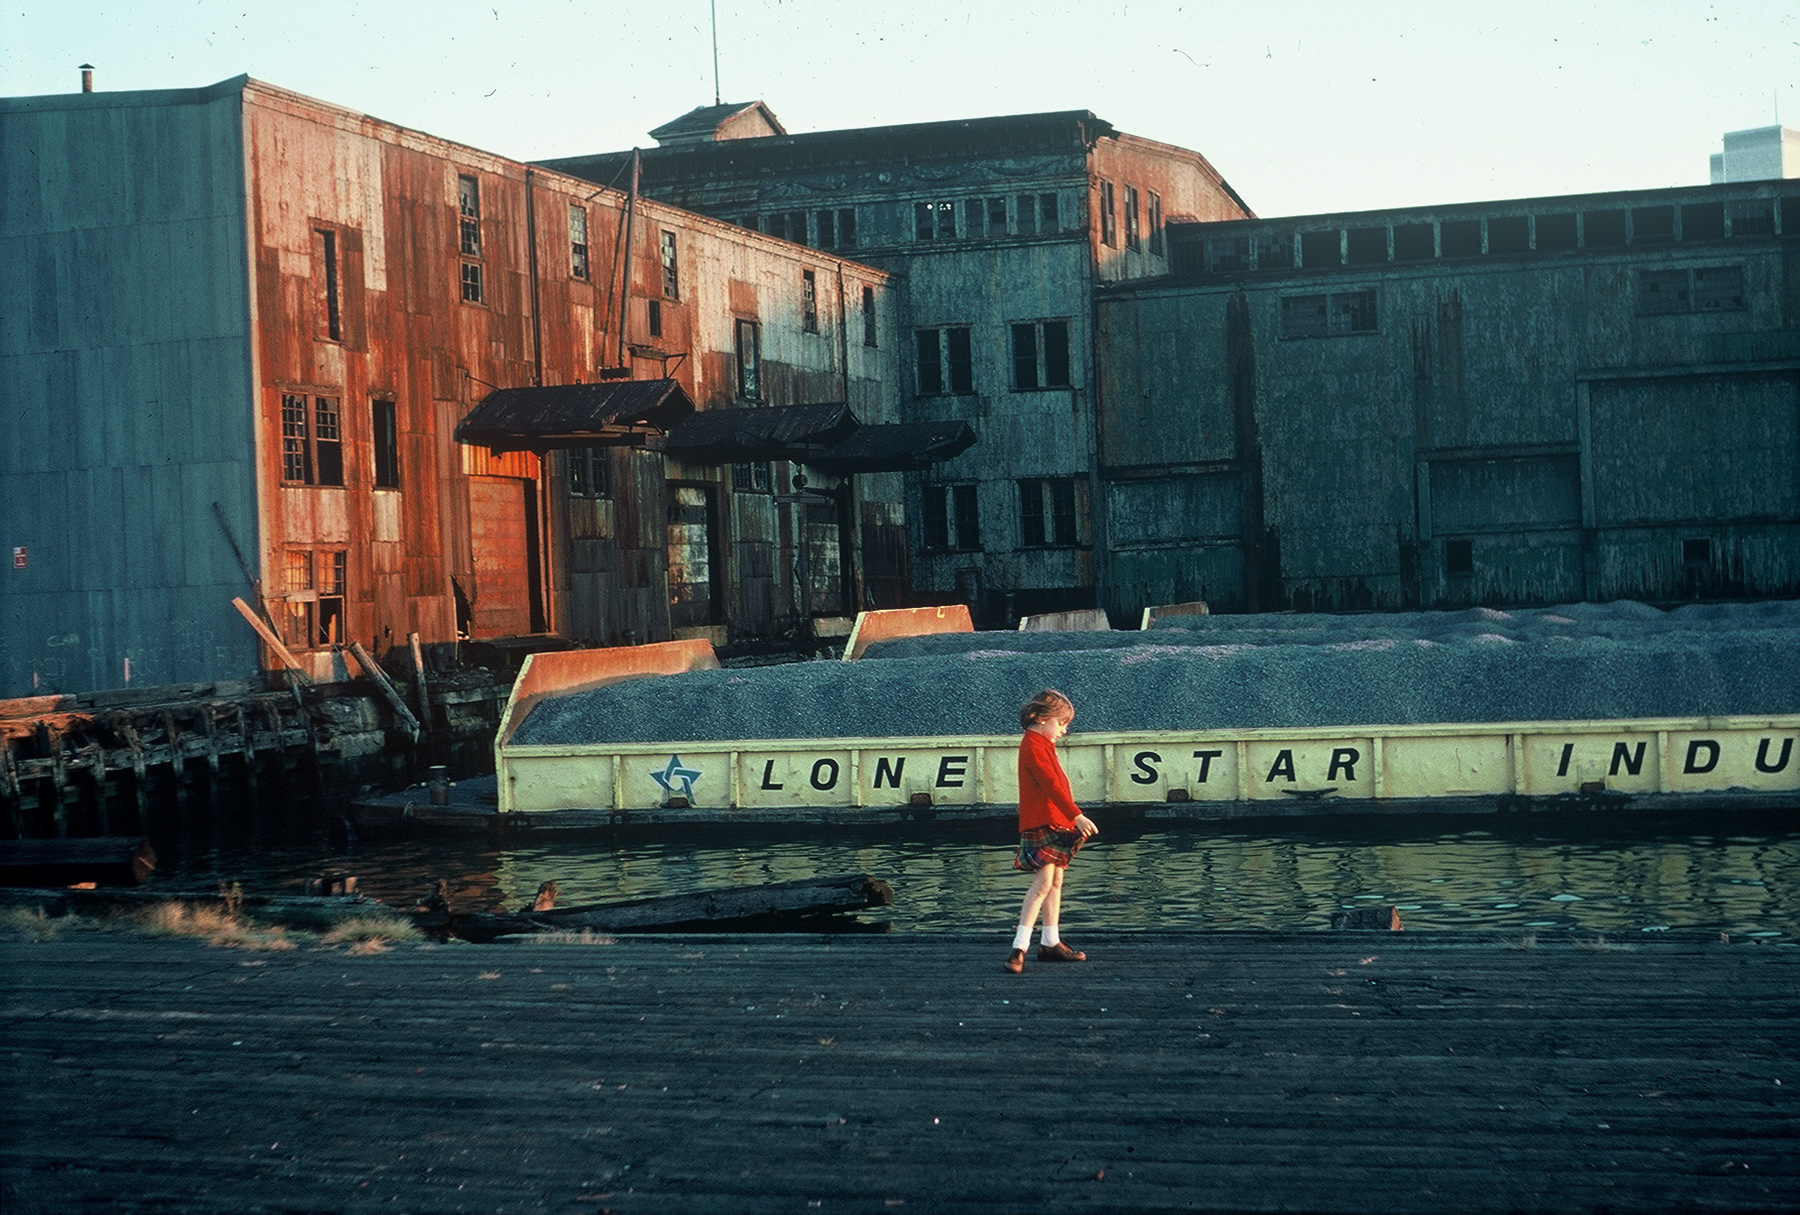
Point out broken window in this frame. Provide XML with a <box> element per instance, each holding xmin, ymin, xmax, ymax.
<box><xmin>1637</xmin><ymin>268</ymin><xmax>1691</xmax><ymax>314</ymax></box>
<box><xmin>735</xmin><ymin>319</ymin><xmax>761</xmax><ymax>400</ymax></box>
<box><xmin>1300</xmin><ymin>229</ymin><xmax>1341</xmax><ymax>267</ymax></box>
<box><xmin>1252</xmin><ymin>232</ymin><xmax>1290</xmax><ymax>271</ymax></box>
<box><xmin>1147</xmin><ymin>190</ymin><xmax>1163</xmax><ymax>255</ymax></box>
<box><xmin>1392</xmin><ymin>223</ymin><xmax>1434</xmax><ymax>262</ymax></box>
<box><xmin>836</xmin><ymin>208</ymin><xmax>856</xmax><ymax>248</ymax></box>
<box><xmin>862</xmin><ymin>285</ymin><xmax>877</xmax><ymax>347</ymax></box>
<box><xmin>569</xmin><ymin>448</ymin><xmax>611</xmax><ymax>498</ymax></box>
<box><xmin>764</xmin><ymin>212</ymin><xmax>789</xmax><ymax>241</ymax></box>
<box><xmin>314</xmin><ymin>228</ymin><xmax>341</xmax><ymax>341</ymax></box>
<box><xmin>1631</xmin><ymin>206</ymin><xmax>1675</xmax><ymax>243</ymax></box>
<box><xmin>1583</xmin><ymin>209</ymin><xmax>1627</xmax><ymax>247</ymax></box>
<box><xmin>1487</xmin><ymin>215</ymin><xmax>1529</xmax><ymax>255</ymax></box>
<box><xmin>915</xmin><ymin>200</ymin><xmax>955</xmax><ymax>241</ymax></box>
<box><xmin>284</xmin><ymin>550</ymin><xmax>345</xmax><ymax>649</ymax></box>
<box><xmin>1681</xmin><ymin>201</ymin><xmax>1724</xmax><ymax>241</ymax></box>
<box><xmin>964</xmin><ymin>199</ymin><xmax>987</xmax><ymax>239</ymax></box>
<box><xmin>457</xmin><ymin>175</ymin><xmax>481</xmax><ymax>255</ymax></box>
<box><xmin>916</xmin><ymin>327</ymin><xmax>973</xmax><ymax>395</ymax></box>
<box><xmin>815</xmin><ymin>209</ymin><xmax>837</xmax><ymax>250</ymax></box>
<box><xmin>1726</xmin><ymin>199</ymin><xmax>1775</xmax><ymax>236</ymax></box>
<box><xmin>647</xmin><ymin>298</ymin><xmax>662</xmax><ymax>338</ymax></box>
<box><xmin>988</xmin><ymin>197</ymin><xmax>1008</xmax><ymax>235</ymax></box>
<box><xmin>801</xmin><ymin>269</ymin><xmax>819</xmax><ymax>334</ymax></box>
<box><xmin>460</xmin><ymin>260</ymin><xmax>483</xmax><ymax>304</ymax></box>
<box><xmin>1345</xmin><ymin>227</ymin><xmax>1386</xmax><ymax>264</ymax></box>
<box><xmin>1011</xmin><ymin>319</ymin><xmax>1071</xmax><ymax>390</ymax></box>
<box><xmin>732</xmin><ymin>461</ymin><xmax>772</xmax><ymax>493</ymax></box>
<box><xmin>1209</xmin><ymin>236</ymin><xmax>1250</xmax><ymax>273</ymax></box>
<box><xmin>372</xmin><ymin>399</ymin><xmax>400</xmax><ymax>490</ymax></box>
<box><xmin>1018</xmin><ymin>478</ymin><xmax>1079</xmax><ymax>547</ymax></box>
<box><xmin>280</xmin><ymin>392</ymin><xmax>344</xmax><ymax>485</ymax></box>
<box><xmin>1040</xmin><ymin>193</ymin><xmax>1059</xmax><ymax>233</ymax></box>
<box><xmin>1016</xmin><ymin>193</ymin><xmax>1039</xmax><ymax>237</ymax></box>
<box><xmin>1099</xmin><ymin>181</ymin><xmax>1116</xmax><ymax>246</ymax></box>
<box><xmin>1124</xmin><ymin>185</ymin><xmax>1141</xmax><ymax>250</ymax></box>
<box><xmin>569</xmin><ymin>205</ymin><xmax>589</xmax><ymax>279</ymax></box>
<box><xmin>660</xmin><ymin>230</ymin><xmax>679</xmax><ymax>299</ymax></box>
<box><xmin>1535</xmin><ymin>212</ymin><xmax>1578</xmax><ymax>251</ymax></box>
<box><xmin>1691</xmin><ymin>264</ymin><xmax>1746</xmax><ymax>311</ymax></box>
<box><xmin>1444</xmin><ymin>539</ymin><xmax>1473</xmax><ymax>577</ymax></box>
<box><xmin>924</xmin><ymin>483</ymin><xmax>980</xmax><ymax>551</ymax></box>
<box><xmin>1439</xmin><ymin>220</ymin><xmax>1481</xmax><ymax>257</ymax></box>
<box><xmin>1280</xmin><ymin>290</ymin><xmax>1376</xmax><ymax>338</ymax></box>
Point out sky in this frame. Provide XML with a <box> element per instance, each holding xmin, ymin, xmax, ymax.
<box><xmin>3</xmin><ymin>1</ymin><xmax>1795</xmax><ymax>217</ymax></box>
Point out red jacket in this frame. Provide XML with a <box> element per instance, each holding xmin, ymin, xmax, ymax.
<box><xmin>1017</xmin><ymin>729</ymin><xmax>1081</xmax><ymax>831</ymax></box>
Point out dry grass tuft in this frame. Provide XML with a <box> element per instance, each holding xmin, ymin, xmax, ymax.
<box><xmin>320</xmin><ymin>915</ymin><xmax>423</xmax><ymax>951</ymax></box>
<box><xmin>0</xmin><ymin>906</ymin><xmax>68</xmax><ymax>940</ymax></box>
<box><xmin>136</xmin><ymin>902</ymin><xmax>295</xmax><ymax>951</ymax></box>
<box><xmin>1502</xmin><ymin>932</ymin><xmax>1538</xmax><ymax>950</ymax></box>
<box><xmin>511</xmin><ymin>929</ymin><xmax>617</xmax><ymax>946</ymax></box>
<box><xmin>1574</xmin><ymin>934</ymin><xmax>1636</xmax><ymax>953</ymax></box>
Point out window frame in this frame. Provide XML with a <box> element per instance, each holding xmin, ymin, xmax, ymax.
<box><xmin>568</xmin><ymin>447</ymin><xmax>611</xmax><ymax>499</ymax></box>
<box><xmin>283</xmin><ymin>548</ymin><xmax>347</xmax><ymax>649</ymax></box>
<box><xmin>660</xmin><ymin>230</ymin><xmax>679</xmax><ymax>299</ymax></box>
<box><xmin>924</xmin><ymin>482</ymin><xmax>981</xmax><ymax>552</ymax></box>
<box><xmin>1010</xmin><ymin>319</ymin><xmax>1072</xmax><ymax>390</ymax></box>
<box><xmin>279</xmin><ymin>390</ymin><xmax>345</xmax><ymax>487</ymax></box>
<box><xmin>371</xmin><ymin>398</ymin><xmax>400</xmax><ymax>490</ymax></box>
<box><xmin>915</xmin><ymin>326</ymin><xmax>974</xmax><ymax>396</ymax></box>
<box><xmin>1100</xmin><ymin>180</ymin><xmax>1117</xmax><ymax>247</ymax></box>
<box><xmin>801</xmin><ymin>269</ymin><xmax>819</xmax><ymax>334</ymax></box>
<box><xmin>1147</xmin><ymin>190</ymin><xmax>1164</xmax><ymax>255</ymax></box>
<box><xmin>861</xmin><ymin>285</ymin><xmax>878</xmax><ymax>347</ymax></box>
<box><xmin>735</xmin><ymin>318</ymin><xmax>762</xmax><ymax>400</ymax></box>
<box><xmin>569</xmin><ymin>204</ymin><xmax>589</xmax><ymax>280</ymax></box>
<box><xmin>314</xmin><ymin>227</ymin><xmax>341</xmax><ymax>342</ymax></box>
<box><xmin>1017</xmin><ymin>477</ymin><xmax>1080</xmax><ymax>548</ymax></box>
<box><xmin>1124</xmin><ymin>185</ymin><xmax>1141</xmax><ymax>251</ymax></box>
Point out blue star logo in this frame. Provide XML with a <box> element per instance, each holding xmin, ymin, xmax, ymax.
<box><xmin>650</xmin><ymin>754</ymin><xmax>702</xmax><ymax>801</ymax></box>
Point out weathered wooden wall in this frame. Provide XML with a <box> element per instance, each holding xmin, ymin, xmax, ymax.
<box><xmin>1096</xmin><ymin>183</ymin><xmax>1800</xmax><ymax>618</ymax></box>
<box><xmin>0</xmin><ymin>81</ymin><xmax>264</xmax><ymax>698</ymax></box>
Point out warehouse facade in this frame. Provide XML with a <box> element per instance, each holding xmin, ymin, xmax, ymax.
<box><xmin>543</xmin><ymin>108</ymin><xmax>1252</xmax><ymax>624</ymax></box>
<box><xmin>1094</xmin><ymin>181</ymin><xmax>1800</xmax><ymax>618</ymax></box>
<box><xmin>0</xmin><ymin>77</ymin><xmax>905</xmax><ymax>696</ymax></box>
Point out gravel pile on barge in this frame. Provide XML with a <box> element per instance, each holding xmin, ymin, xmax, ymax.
<box><xmin>509</xmin><ymin>601</ymin><xmax>1800</xmax><ymax>746</ymax></box>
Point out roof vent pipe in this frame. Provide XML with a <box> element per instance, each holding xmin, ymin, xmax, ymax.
<box><xmin>80</xmin><ymin>63</ymin><xmax>94</xmax><ymax>92</ymax></box>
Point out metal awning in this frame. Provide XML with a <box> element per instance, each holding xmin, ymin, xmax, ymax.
<box><xmin>454</xmin><ymin>379</ymin><xmax>696</xmax><ymax>453</ymax></box>
<box><xmin>663</xmin><ymin>401</ymin><xmax>861</xmax><ymax>462</ymax></box>
<box><xmin>809</xmin><ymin>421</ymin><xmax>978</xmax><ymax>473</ymax></box>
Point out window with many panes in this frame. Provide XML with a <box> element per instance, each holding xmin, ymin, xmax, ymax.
<box><xmin>568</xmin><ymin>447</ymin><xmax>610</xmax><ymax>498</ymax></box>
<box><xmin>923</xmin><ymin>483</ymin><xmax>980</xmax><ymax>551</ymax></box>
<box><xmin>1279</xmin><ymin>289</ymin><xmax>1378</xmax><ymax>339</ymax></box>
<box><xmin>280</xmin><ymin>392</ymin><xmax>344</xmax><ymax>486</ymax></box>
<box><xmin>1010</xmin><ymin>320</ymin><xmax>1071</xmax><ymax>390</ymax></box>
<box><xmin>660</xmin><ymin>230</ymin><xmax>679</xmax><ymax>299</ymax></box>
<box><xmin>458</xmin><ymin>175</ymin><xmax>484</xmax><ymax>303</ymax></box>
<box><xmin>284</xmin><ymin>549</ymin><xmax>345</xmax><ymax>649</ymax></box>
<box><xmin>735</xmin><ymin>319</ymin><xmax>761</xmax><ymax>400</ymax></box>
<box><xmin>1019</xmin><ymin>478</ymin><xmax>1079</xmax><ymax>547</ymax></box>
<box><xmin>732</xmin><ymin>461</ymin><xmax>773</xmax><ymax>493</ymax></box>
<box><xmin>915</xmin><ymin>200</ymin><xmax>957</xmax><ymax>241</ymax></box>
<box><xmin>372</xmin><ymin>399</ymin><xmax>400</xmax><ymax>489</ymax></box>
<box><xmin>569</xmin><ymin>205</ymin><xmax>589</xmax><ymax>279</ymax></box>
<box><xmin>1124</xmin><ymin>185</ymin><xmax>1141</xmax><ymax>250</ymax></box>
<box><xmin>916</xmin><ymin>327</ymin><xmax>973</xmax><ymax>395</ymax></box>
<box><xmin>801</xmin><ymin>269</ymin><xmax>819</xmax><ymax>333</ymax></box>
<box><xmin>1100</xmin><ymin>181</ymin><xmax>1117</xmax><ymax>246</ymax></box>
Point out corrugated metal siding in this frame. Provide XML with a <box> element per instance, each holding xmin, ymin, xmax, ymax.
<box><xmin>0</xmin><ymin>84</ymin><xmax>262</xmax><ymax>696</ymax></box>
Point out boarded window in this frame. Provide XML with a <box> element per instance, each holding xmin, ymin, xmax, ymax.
<box><xmin>1536</xmin><ymin>212</ymin><xmax>1578</xmax><ymax>251</ymax></box>
<box><xmin>1392</xmin><ymin>223</ymin><xmax>1434</xmax><ymax>262</ymax></box>
<box><xmin>1300</xmin><ymin>229</ymin><xmax>1341</xmax><ymax>267</ymax></box>
<box><xmin>1280</xmin><ymin>294</ymin><xmax>1329</xmax><ymax>339</ymax></box>
<box><xmin>1692</xmin><ymin>264</ymin><xmax>1746</xmax><ymax>311</ymax></box>
<box><xmin>1637</xmin><ymin>265</ymin><xmax>1744</xmax><ymax>315</ymax></box>
<box><xmin>1487</xmin><ymin>215</ymin><xmax>1529</xmax><ymax>254</ymax></box>
<box><xmin>1638</xmin><ymin>269</ymin><xmax>1691</xmax><ymax>314</ymax></box>
<box><xmin>372</xmin><ymin>399</ymin><xmax>400</xmax><ymax>489</ymax></box>
<box><xmin>1440</xmin><ymin>219</ymin><xmax>1481</xmax><ymax>257</ymax></box>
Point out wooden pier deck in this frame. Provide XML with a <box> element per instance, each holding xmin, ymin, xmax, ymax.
<box><xmin>2</xmin><ymin>932</ymin><xmax>1796</xmax><ymax>1213</ymax></box>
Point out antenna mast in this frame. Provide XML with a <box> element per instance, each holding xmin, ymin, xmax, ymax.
<box><xmin>711</xmin><ymin>0</ymin><xmax>722</xmax><ymax>106</ymax></box>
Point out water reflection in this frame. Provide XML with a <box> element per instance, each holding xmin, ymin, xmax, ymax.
<box><xmin>152</xmin><ymin>810</ymin><xmax>1800</xmax><ymax>938</ymax></box>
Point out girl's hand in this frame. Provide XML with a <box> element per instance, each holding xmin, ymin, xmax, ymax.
<box><xmin>1073</xmin><ymin>814</ymin><xmax>1098</xmax><ymax>838</ymax></box>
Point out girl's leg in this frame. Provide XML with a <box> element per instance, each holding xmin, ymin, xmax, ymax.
<box><xmin>1012</xmin><ymin>865</ymin><xmax>1056</xmax><ymax>951</ymax></box>
<box><xmin>1041</xmin><ymin>865</ymin><xmax>1065</xmax><ymax>946</ymax></box>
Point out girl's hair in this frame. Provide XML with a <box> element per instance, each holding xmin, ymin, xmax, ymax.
<box><xmin>1019</xmin><ymin>688</ymin><xmax>1075</xmax><ymax>728</ymax></box>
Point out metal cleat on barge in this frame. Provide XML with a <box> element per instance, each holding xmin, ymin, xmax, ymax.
<box><xmin>371</xmin><ymin>601</ymin><xmax>1800</xmax><ymax>833</ymax></box>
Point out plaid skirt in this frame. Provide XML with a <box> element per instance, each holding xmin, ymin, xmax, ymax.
<box><xmin>1014</xmin><ymin>825</ymin><xmax>1086</xmax><ymax>872</ymax></box>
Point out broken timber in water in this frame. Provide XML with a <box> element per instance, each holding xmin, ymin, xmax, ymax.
<box><xmin>430</xmin><ymin>872</ymin><xmax>895</xmax><ymax>943</ymax></box>
<box><xmin>0</xmin><ymin>836</ymin><xmax>156</xmax><ymax>887</ymax></box>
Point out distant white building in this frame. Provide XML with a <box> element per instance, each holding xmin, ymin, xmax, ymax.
<box><xmin>1709</xmin><ymin>125</ymin><xmax>1800</xmax><ymax>183</ymax></box>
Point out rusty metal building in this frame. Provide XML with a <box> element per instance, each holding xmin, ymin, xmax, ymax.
<box><xmin>543</xmin><ymin>107</ymin><xmax>1251</xmax><ymax>624</ymax></box>
<box><xmin>1095</xmin><ymin>182</ymin><xmax>1800</xmax><ymax>618</ymax></box>
<box><xmin>0</xmin><ymin>77</ymin><xmax>909</xmax><ymax>697</ymax></box>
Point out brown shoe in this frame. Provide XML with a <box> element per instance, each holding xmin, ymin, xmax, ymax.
<box><xmin>1038</xmin><ymin>941</ymin><xmax>1087</xmax><ymax>963</ymax></box>
<box><xmin>1003</xmin><ymin>948</ymin><xmax>1025</xmax><ymax>974</ymax></box>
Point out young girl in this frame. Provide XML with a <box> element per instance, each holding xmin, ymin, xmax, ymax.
<box><xmin>1006</xmin><ymin>689</ymin><xmax>1098</xmax><ymax>973</ymax></box>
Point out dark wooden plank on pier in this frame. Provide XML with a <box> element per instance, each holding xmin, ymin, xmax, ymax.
<box><xmin>1</xmin><ymin>933</ymin><xmax>1796</xmax><ymax>1214</ymax></box>
<box><xmin>0</xmin><ymin>835</ymin><xmax>155</xmax><ymax>886</ymax></box>
<box><xmin>446</xmin><ymin>871</ymin><xmax>895</xmax><ymax>941</ymax></box>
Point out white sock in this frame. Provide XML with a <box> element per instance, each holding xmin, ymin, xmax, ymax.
<box><xmin>1011</xmin><ymin>925</ymin><xmax>1033</xmax><ymax>951</ymax></box>
<box><xmin>1041</xmin><ymin>925</ymin><xmax>1060</xmax><ymax>947</ymax></box>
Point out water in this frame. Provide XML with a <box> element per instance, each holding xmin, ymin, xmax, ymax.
<box><xmin>149</xmin><ymin>810</ymin><xmax>1800</xmax><ymax>938</ymax></box>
